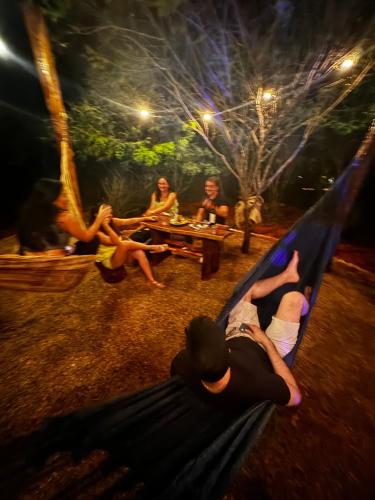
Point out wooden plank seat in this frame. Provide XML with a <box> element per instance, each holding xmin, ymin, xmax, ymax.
<box><xmin>164</xmin><ymin>239</ymin><xmax>203</xmax><ymax>259</ymax></box>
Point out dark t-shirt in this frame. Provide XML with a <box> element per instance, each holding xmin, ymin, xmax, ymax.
<box><xmin>171</xmin><ymin>337</ymin><xmax>290</xmax><ymax>411</ymax></box>
<box><xmin>201</xmin><ymin>195</ymin><xmax>229</xmax><ymax>225</ymax></box>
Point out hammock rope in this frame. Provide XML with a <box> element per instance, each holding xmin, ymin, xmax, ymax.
<box><xmin>22</xmin><ymin>2</ymin><xmax>84</xmax><ymax>227</ymax></box>
<box><xmin>0</xmin><ymin>5</ymin><xmax>95</xmax><ymax>292</ymax></box>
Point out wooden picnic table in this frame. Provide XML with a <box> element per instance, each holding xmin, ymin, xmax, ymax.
<box><xmin>143</xmin><ymin>215</ymin><xmax>233</xmax><ymax>280</ymax></box>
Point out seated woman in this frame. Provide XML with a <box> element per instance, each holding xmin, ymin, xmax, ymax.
<box><xmin>94</xmin><ymin>204</ymin><xmax>168</xmax><ymax>289</ymax></box>
<box><xmin>18</xmin><ymin>178</ymin><xmax>111</xmax><ymax>256</ymax></box>
<box><xmin>144</xmin><ymin>177</ymin><xmax>178</xmax><ymax>217</ymax></box>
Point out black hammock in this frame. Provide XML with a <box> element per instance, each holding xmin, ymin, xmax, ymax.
<box><xmin>4</xmin><ymin>125</ymin><xmax>374</xmax><ymax>500</ymax></box>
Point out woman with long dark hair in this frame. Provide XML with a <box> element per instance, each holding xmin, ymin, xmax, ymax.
<box><xmin>18</xmin><ymin>178</ymin><xmax>111</xmax><ymax>256</ymax></box>
<box><xmin>18</xmin><ymin>179</ymin><xmax>168</xmax><ymax>288</ymax></box>
<box><xmin>144</xmin><ymin>177</ymin><xmax>178</xmax><ymax>216</ymax></box>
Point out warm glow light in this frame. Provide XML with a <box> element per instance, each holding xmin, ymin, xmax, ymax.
<box><xmin>263</xmin><ymin>91</ymin><xmax>273</xmax><ymax>101</ymax></box>
<box><xmin>202</xmin><ymin>113</ymin><xmax>212</xmax><ymax>122</ymax></box>
<box><xmin>340</xmin><ymin>58</ymin><xmax>354</xmax><ymax>70</ymax></box>
<box><xmin>0</xmin><ymin>38</ymin><xmax>10</xmax><ymax>58</ymax></box>
<box><xmin>139</xmin><ymin>109</ymin><xmax>150</xmax><ymax>119</ymax></box>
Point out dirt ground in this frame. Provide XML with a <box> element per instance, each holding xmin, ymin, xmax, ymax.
<box><xmin>0</xmin><ymin>232</ymin><xmax>374</xmax><ymax>499</ymax></box>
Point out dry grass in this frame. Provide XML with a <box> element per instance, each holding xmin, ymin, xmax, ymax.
<box><xmin>0</xmin><ymin>233</ymin><xmax>374</xmax><ymax>499</ymax></box>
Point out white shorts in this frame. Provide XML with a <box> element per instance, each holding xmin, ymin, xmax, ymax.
<box><xmin>225</xmin><ymin>300</ymin><xmax>299</xmax><ymax>358</ymax></box>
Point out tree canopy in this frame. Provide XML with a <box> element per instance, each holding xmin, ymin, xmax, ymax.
<box><xmin>35</xmin><ymin>0</ymin><xmax>374</xmax><ymax>229</ymax></box>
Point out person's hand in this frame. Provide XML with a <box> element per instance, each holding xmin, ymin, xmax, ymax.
<box><xmin>202</xmin><ymin>198</ymin><xmax>214</xmax><ymax>210</ymax></box>
<box><xmin>245</xmin><ymin>324</ymin><xmax>270</xmax><ymax>346</ymax></box>
<box><xmin>98</xmin><ymin>204</ymin><xmax>112</xmax><ymax>223</ymax></box>
<box><xmin>144</xmin><ymin>216</ymin><xmax>157</xmax><ymax>221</ymax></box>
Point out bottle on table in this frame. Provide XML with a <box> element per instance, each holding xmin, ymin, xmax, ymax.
<box><xmin>208</xmin><ymin>207</ymin><xmax>216</xmax><ymax>225</ymax></box>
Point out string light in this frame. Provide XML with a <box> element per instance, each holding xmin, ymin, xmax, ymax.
<box><xmin>262</xmin><ymin>90</ymin><xmax>273</xmax><ymax>101</ymax></box>
<box><xmin>93</xmin><ymin>54</ymin><xmax>359</xmax><ymax>123</ymax></box>
<box><xmin>340</xmin><ymin>58</ymin><xmax>354</xmax><ymax>70</ymax></box>
<box><xmin>139</xmin><ymin>109</ymin><xmax>150</xmax><ymax>119</ymax></box>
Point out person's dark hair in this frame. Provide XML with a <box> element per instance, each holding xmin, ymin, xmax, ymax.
<box><xmin>17</xmin><ymin>178</ymin><xmax>63</xmax><ymax>252</ymax></box>
<box><xmin>185</xmin><ymin>316</ymin><xmax>230</xmax><ymax>382</ymax></box>
<box><xmin>89</xmin><ymin>203</ymin><xmax>120</xmax><ymax>235</ymax></box>
<box><xmin>155</xmin><ymin>177</ymin><xmax>173</xmax><ymax>202</ymax></box>
<box><xmin>205</xmin><ymin>176</ymin><xmax>219</xmax><ymax>188</ymax></box>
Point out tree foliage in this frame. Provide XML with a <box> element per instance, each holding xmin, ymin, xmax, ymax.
<box><xmin>56</xmin><ymin>1</ymin><xmax>374</xmax><ymax>194</ymax></box>
<box><xmin>67</xmin><ymin>99</ymin><xmax>220</xmax><ymax>211</ymax></box>
<box><xmin>40</xmin><ymin>0</ymin><xmax>374</xmax><ymax>247</ymax></box>
<box><xmin>32</xmin><ymin>0</ymin><xmax>72</xmax><ymax>22</ymax></box>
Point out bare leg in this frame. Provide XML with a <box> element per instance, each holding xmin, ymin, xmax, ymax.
<box><xmin>128</xmin><ymin>249</ymin><xmax>154</xmax><ymax>282</ymax></box>
<box><xmin>127</xmin><ymin>249</ymin><xmax>166</xmax><ymax>288</ymax></box>
<box><xmin>243</xmin><ymin>250</ymin><xmax>300</xmax><ymax>302</ymax></box>
<box><xmin>110</xmin><ymin>243</ymin><xmax>130</xmax><ymax>269</ymax></box>
<box><xmin>273</xmin><ymin>291</ymin><xmax>305</xmax><ymax>323</ymax></box>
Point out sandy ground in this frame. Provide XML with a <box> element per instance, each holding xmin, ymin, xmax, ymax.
<box><xmin>0</xmin><ymin>233</ymin><xmax>374</xmax><ymax>499</ymax></box>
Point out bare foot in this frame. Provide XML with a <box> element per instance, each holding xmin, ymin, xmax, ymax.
<box><xmin>150</xmin><ymin>244</ymin><xmax>169</xmax><ymax>254</ymax></box>
<box><xmin>149</xmin><ymin>280</ymin><xmax>166</xmax><ymax>289</ymax></box>
<box><xmin>284</xmin><ymin>250</ymin><xmax>300</xmax><ymax>283</ymax></box>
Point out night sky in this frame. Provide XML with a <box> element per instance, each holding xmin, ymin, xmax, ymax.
<box><xmin>0</xmin><ymin>0</ymin><xmax>59</xmax><ymax>231</ymax></box>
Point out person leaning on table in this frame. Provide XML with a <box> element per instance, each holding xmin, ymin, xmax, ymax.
<box><xmin>196</xmin><ymin>176</ymin><xmax>229</xmax><ymax>225</ymax></box>
<box><xmin>144</xmin><ymin>177</ymin><xmax>179</xmax><ymax>217</ymax></box>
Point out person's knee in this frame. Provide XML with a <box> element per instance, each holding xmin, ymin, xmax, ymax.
<box><xmin>244</xmin><ymin>283</ymin><xmax>258</xmax><ymax>301</ymax></box>
<box><xmin>117</xmin><ymin>242</ymin><xmax>129</xmax><ymax>256</ymax></box>
<box><xmin>133</xmin><ymin>249</ymin><xmax>145</xmax><ymax>260</ymax></box>
<box><xmin>281</xmin><ymin>291</ymin><xmax>304</xmax><ymax>310</ymax></box>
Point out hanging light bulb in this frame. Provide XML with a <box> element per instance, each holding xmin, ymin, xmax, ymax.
<box><xmin>263</xmin><ymin>90</ymin><xmax>273</xmax><ymax>101</ymax></box>
<box><xmin>340</xmin><ymin>58</ymin><xmax>354</xmax><ymax>70</ymax></box>
<box><xmin>139</xmin><ymin>109</ymin><xmax>150</xmax><ymax>119</ymax></box>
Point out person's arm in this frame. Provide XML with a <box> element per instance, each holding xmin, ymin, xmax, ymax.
<box><xmin>112</xmin><ymin>216</ymin><xmax>154</xmax><ymax>228</ymax></box>
<box><xmin>197</xmin><ymin>198</ymin><xmax>228</xmax><ymax>221</ymax></box>
<box><xmin>196</xmin><ymin>207</ymin><xmax>205</xmax><ymax>222</ymax></box>
<box><xmin>215</xmin><ymin>204</ymin><xmax>229</xmax><ymax>219</ymax></box>
<box><xmin>97</xmin><ymin>229</ymin><xmax>114</xmax><ymax>246</ymax></box>
<box><xmin>101</xmin><ymin>221</ymin><xmax>121</xmax><ymax>246</ymax></box>
<box><xmin>57</xmin><ymin>205</ymin><xmax>111</xmax><ymax>242</ymax></box>
<box><xmin>147</xmin><ymin>192</ymin><xmax>177</xmax><ymax>216</ymax></box>
<box><xmin>246</xmin><ymin>324</ymin><xmax>302</xmax><ymax>406</ymax></box>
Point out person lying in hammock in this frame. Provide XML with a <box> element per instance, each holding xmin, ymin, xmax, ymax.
<box><xmin>171</xmin><ymin>251</ymin><xmax>308</xmax><ymax>409</ymax></box>
<box><xmin>93</xmin><ymin>204</ymin><xmax>169</xmax><ymax>288</ymax></box>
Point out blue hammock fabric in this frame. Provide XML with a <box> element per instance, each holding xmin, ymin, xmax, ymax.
<box><xmin>3</xmin><ymin>138</ymin><xmax>373</xmax><ymax>499</ymax></box>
